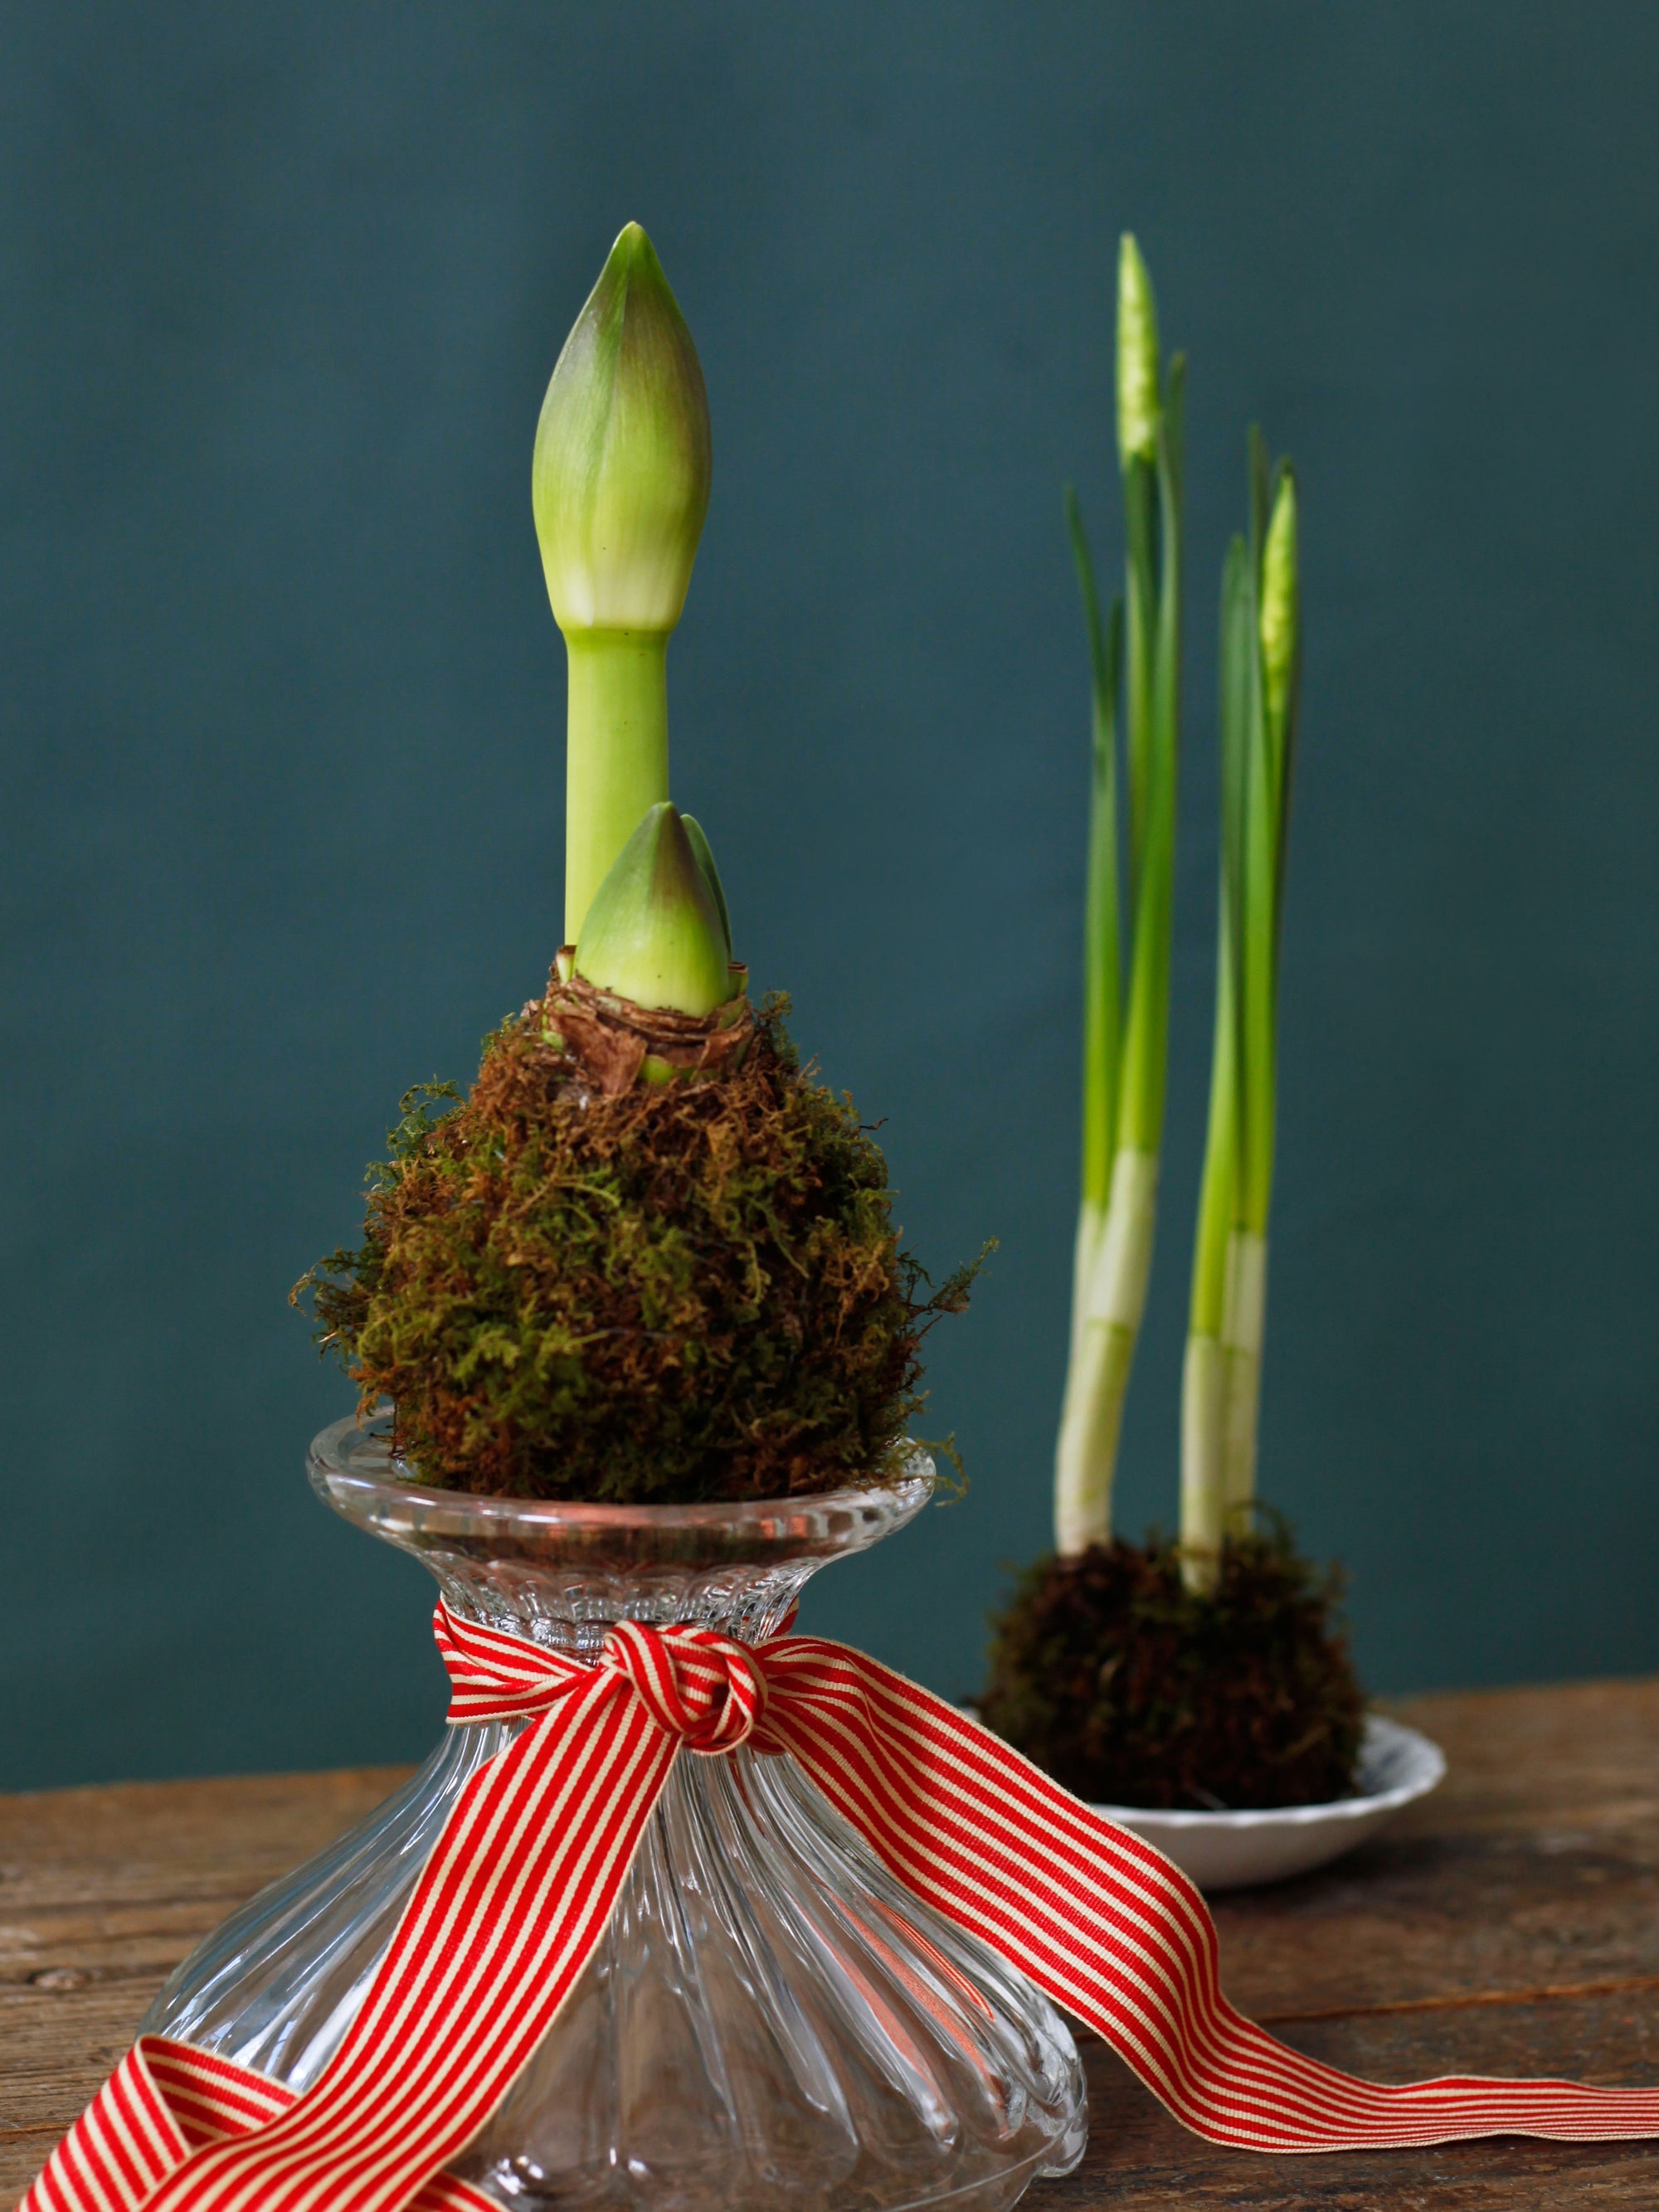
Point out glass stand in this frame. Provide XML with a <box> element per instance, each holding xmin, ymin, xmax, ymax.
<box><xmin>142</xmin><ymin>1415</ymin><xmax>1087</xmax><ymax>2212</ymax></box>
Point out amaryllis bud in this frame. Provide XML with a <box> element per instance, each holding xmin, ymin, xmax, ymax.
<box><xmin>533</xmin><ymin>223</ymin><xmax>713</xmax><ymax>634</ymax></box>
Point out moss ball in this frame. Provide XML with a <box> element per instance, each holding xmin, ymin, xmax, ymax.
<box><xmin>298</xmin><ymin>999</ymin><xmax>971</xmax><ymax>1503</ymax></box>
<box><xmin>978</xmin><ymin>1531</ymin><xmax>1365</xmax><ymax>1810</ymax></box>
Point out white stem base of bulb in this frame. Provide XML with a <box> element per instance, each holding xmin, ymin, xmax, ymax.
<box><xmin>1180</xmin><ymin>1228</ymin><xmax>1269</xmax><ymax>1592</ymax></box>
<box><xmin>1180</xmin><ymin>1333</ymin><xmax>1226</xmax><ymax>1593</ymax></box>
<box><xmin>1054</xmin><ymin>1150</ymin><xmax>1159</xmax><ymax>1555</ymax></box>
<box><xmin>1220</xmin><ymin>1228</ymin><xmax>1267</xmax><ymax>1516</ymax></box>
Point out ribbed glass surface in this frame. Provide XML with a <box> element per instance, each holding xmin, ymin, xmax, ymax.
<box><xmin>143</xmin><ymin>1417</ymin><xmax>1087</xmax><ymax>2212</ymax></box>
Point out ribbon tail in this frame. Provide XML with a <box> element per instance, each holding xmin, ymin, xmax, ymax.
<box><xmin>36</xmin><ymin>1669</ymin><xmax>678</xmax><ymax>2212</ymax></box>
<box><xmin>761</xmin><ymin>1634</ymin><xmax>1659</xmax><ymax>2153</ymax></box>
<box><xmin>25</xmin><ymin>2039</ymin><xmax>195</xmax><ymax>2212</ymax></box>
<box><xmin>23</xmin><ymin>2037</ymin><xmax>502</xmax><ymax>2212</ymax></box>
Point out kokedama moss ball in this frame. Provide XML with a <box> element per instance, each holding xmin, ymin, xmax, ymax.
<box><xmin>298</xmin><ymin>994</ymin><xmax>973</xmax><ymax>1503</ymax></box>
<box><xmin>979</xmin><ymin>1532</ymin><xmax>1365</xmax><ymax>1811</ymax></box>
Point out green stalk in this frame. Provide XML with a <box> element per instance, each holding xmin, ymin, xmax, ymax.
<box><xmin>1117</xmin><ymin>356</ymin><xmax>1184</xmax><ymax>1159</ymax></box>
<box><xmin>1054</xmin><ymin>237</ymin><xmax>1183</xmax><ymax>1556</ymax></box>
<box><xmin>1180</xmin><ymin>895</ymin><xmax>1237</xmax><ymax>1569</ymax></box>
<box><xmin>1181</xmin><ymin>448</ymin><xmax>1301</xmax><ymax>1592</ymax></box>
<box><xmin>564</xmin><ymin>633</ymin><xmax>670</xmax><ymax>946</ymax></box>
<box><xmin>1064</xmin><ymin>490</ymin><xmax>1122</xmax><ymax>1378</ymax></box>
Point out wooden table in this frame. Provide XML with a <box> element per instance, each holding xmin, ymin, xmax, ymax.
<box><xmin>5</xmin><ymin>1680</ymin><xmax>1659</xmax><ymax>2208</ymax></box>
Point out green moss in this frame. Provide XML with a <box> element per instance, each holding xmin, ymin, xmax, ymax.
<box><xmin>978</xmin><ymin>1527</ymin><xmax>1365</xmax><ymax>1810</ymax></box>
<box><xmin>295</xmin><ymin>998</ymin><xmax>977</xmax><ymax>1502</ymax></box>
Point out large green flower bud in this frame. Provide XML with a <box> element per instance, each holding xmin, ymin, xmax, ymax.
<box><xmin>533</xmin><ymin>223</ymin><xmax>713</xmax><ymax>634</ymax></box>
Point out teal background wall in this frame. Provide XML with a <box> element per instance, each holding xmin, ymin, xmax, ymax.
<box><xmin>4</xmin><ymin>4</ymin><xmax>1657</xmax><ymax>1788</ymax></box>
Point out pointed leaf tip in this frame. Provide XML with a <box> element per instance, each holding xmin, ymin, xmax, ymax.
<box><xmin>680</xmin><ymin>814</ymin><xmax>733</xmax><ymax>961</ymax></box>
<box><xmin>574</xmin><ymin>801</ymin><xmax>731</xmax><ymax>1017</ymax></box>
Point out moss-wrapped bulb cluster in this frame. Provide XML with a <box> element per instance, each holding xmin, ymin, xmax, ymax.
<box><xmin>979</xmin><ymin>1530</ymin><xmax>1364</xmax><ymax>1810</ymax></box>
<box><xmin>299</xmin><ymin>997</ymin><xmax>974</xmax><ymax>1502</ymax></box>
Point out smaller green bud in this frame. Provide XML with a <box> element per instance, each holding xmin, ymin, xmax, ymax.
<box><xmin>533</xmin><ymin>223</ymin><xmax>713</xmax><ymax>633</ymax></box>
<box><xmin>1259</xmin><ymin>469</ymin><xmax>1298</xmax><ymax>729</ymax></box>
<box><xmin>1116</xmin><ymin>234</ymin><xmax>1160</xmax><ymax>469</ymax></box>
<box><xmin>574</xmin><ymin>801</ymin><xmax>730</xmax><ymax>1017</ymax></box>
<box><xmin>680</xmin><ymin>814</ymin><xmax>732</xmax><ymax>960</ymax></box>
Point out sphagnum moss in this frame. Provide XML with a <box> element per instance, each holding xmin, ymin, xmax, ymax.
<box><xmin>295</xmin><ymin>995</ymin><xmax>976</xmax><ymax>1503</ymax></box>
<box><xmin>978</xmin><ymin>1529</ymin><xmax>1364</xmax><ymax>1811</ymax></box>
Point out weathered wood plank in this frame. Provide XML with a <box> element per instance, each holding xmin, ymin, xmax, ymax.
<box><xmin>1213</xmin><ymin>1680</ymin><xmax>1659</xmax><ymax>2020</ymax></box>
<box><xmin>2</xmin><ymin>1681</ymin><xmax>1657</xmax><ymax>2205</ymax></box>
<box><xmin>1063</xmin><ymin>1989</ymin><xmax>1659</xmax><ymax>2210</ymax></box>
<box><xmin>0</xmin><ymin>1767</ymin><xmax>407</xmax><ymax>2200</ymax></box>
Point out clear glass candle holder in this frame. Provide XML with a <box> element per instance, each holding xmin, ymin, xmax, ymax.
<box><xmin>142</xmin><ymin>1412</ymin><xmax>1087</xmax><ymax>2212</ymax></box>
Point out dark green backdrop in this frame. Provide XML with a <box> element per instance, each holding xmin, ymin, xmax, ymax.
<box><xmin>5</xmin><ymin>4</ymin><xmax>1657</xmax><ymax>1789</ymax></box>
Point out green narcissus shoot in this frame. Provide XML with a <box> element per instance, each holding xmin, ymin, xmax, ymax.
<box><xmin>533</xmin><ymin>222</ymin><xmax>713</xmax><ymax>945</ymax></box>
<box><xmin>1181</xmin><ymin>448</ymin><xmax>1301</xmax><ymax>1594</ymax></box>
<box><xmin>1115</xmin><ymin>236</ymin><xmax>1160</xmax><ymax>467</ymax></box>
<box><xmin>573</xmin><ymin>800</ymin><xmax>732</xmax><ymax>1018</ymax></box>
<box><xmin>681</xmin><ymin>813</ymin><xmax>732</xmax><ymax>961</ymax></box>
<box><xmin>1260</xmin><ymin>474</ymin><xmax>1298</xmax><ymax>737</ymax></box>
<box><xmin>1053</xmin><ymin>236</ymin><xmax>1185</xmax><ymax>1556</ymax></box>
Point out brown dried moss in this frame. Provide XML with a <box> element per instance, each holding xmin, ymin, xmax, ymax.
<box><xmin>978</xmin><ymin>1529</ymin><xmax>1365</xmax><ymax>1810</ymax></box>
<box><xmin>294</xmin><ymin>992</ymin><xmax>975</xmax><ymax>1502</ymax></box>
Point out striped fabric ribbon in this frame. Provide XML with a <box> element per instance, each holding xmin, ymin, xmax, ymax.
<box><xmin>30</xmin><ymin>1608</ymin><xmax>1659</xmax><ymax>2212</ymax></box>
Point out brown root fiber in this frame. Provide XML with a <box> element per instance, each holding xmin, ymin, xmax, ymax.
<box><xmin>977</xmin><ymin>1530</ymin><xmax>1365</xmax><ymax>1810</ymax></box>
<box><xmin>543</xmin><ymin>965</ymin><xmax>756</xmax><ymax>1096</ymax></box>
<box><xmin>294</xmin><ymin>992</ymin><xmax>976</xmax><ymax>1503</ymax></box>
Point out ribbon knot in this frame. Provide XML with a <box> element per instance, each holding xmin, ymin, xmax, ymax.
<box><xmin>433</xmin><ymin>1607</ymin><xmax>770</xmax><ymax>1753</ymax></box>
<box><xmin>600</xmin><ymin>1620</ymin><xmax>767</xmax><ymax>1752</ymax></box>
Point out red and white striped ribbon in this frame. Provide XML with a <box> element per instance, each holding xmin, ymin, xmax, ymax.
<box><xmin>30</xmin><ymin>1609</ymin><xmax>1659</xmax><ymax>2212</ymax></box>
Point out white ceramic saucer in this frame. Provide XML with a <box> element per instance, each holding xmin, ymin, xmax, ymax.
<box><xmin>1091</xmin><ymin>1715</ymin><xmax>1445</xmax><ymax>1892</ymax></box>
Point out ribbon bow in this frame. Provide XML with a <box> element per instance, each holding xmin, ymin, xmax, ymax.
<box><xmin>445</xmin><ymin>1612</ymin><xmax>769</xmax><ymax>1751</ymax></box>
<box><xmin>29</xmin><ymin>1612</ymin><xmax>1659</xmax><ymax>2212</ymax></box>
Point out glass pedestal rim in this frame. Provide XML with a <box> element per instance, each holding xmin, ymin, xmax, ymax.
<box><xmin>308</xmin><ymin>1403</ymin><xmax>937</xmax><ymax>1545</ymax></box>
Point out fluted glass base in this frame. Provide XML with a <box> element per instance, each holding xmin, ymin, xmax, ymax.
<box><xmin>142</xmin><ymin>1415</ymin><xmax>1087</xmax><ymax>2212</ymax></box>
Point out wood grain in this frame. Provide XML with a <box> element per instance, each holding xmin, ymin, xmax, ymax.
<box><xmin>0</xmin><ymin>1767</ymin><xmax>406</xmax><ymax>2199</ymax></box>
<box><xmin>3</xmin><ymin>1679</ymin><xmax>1658</xmax><ymax>2206</ymax></box>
